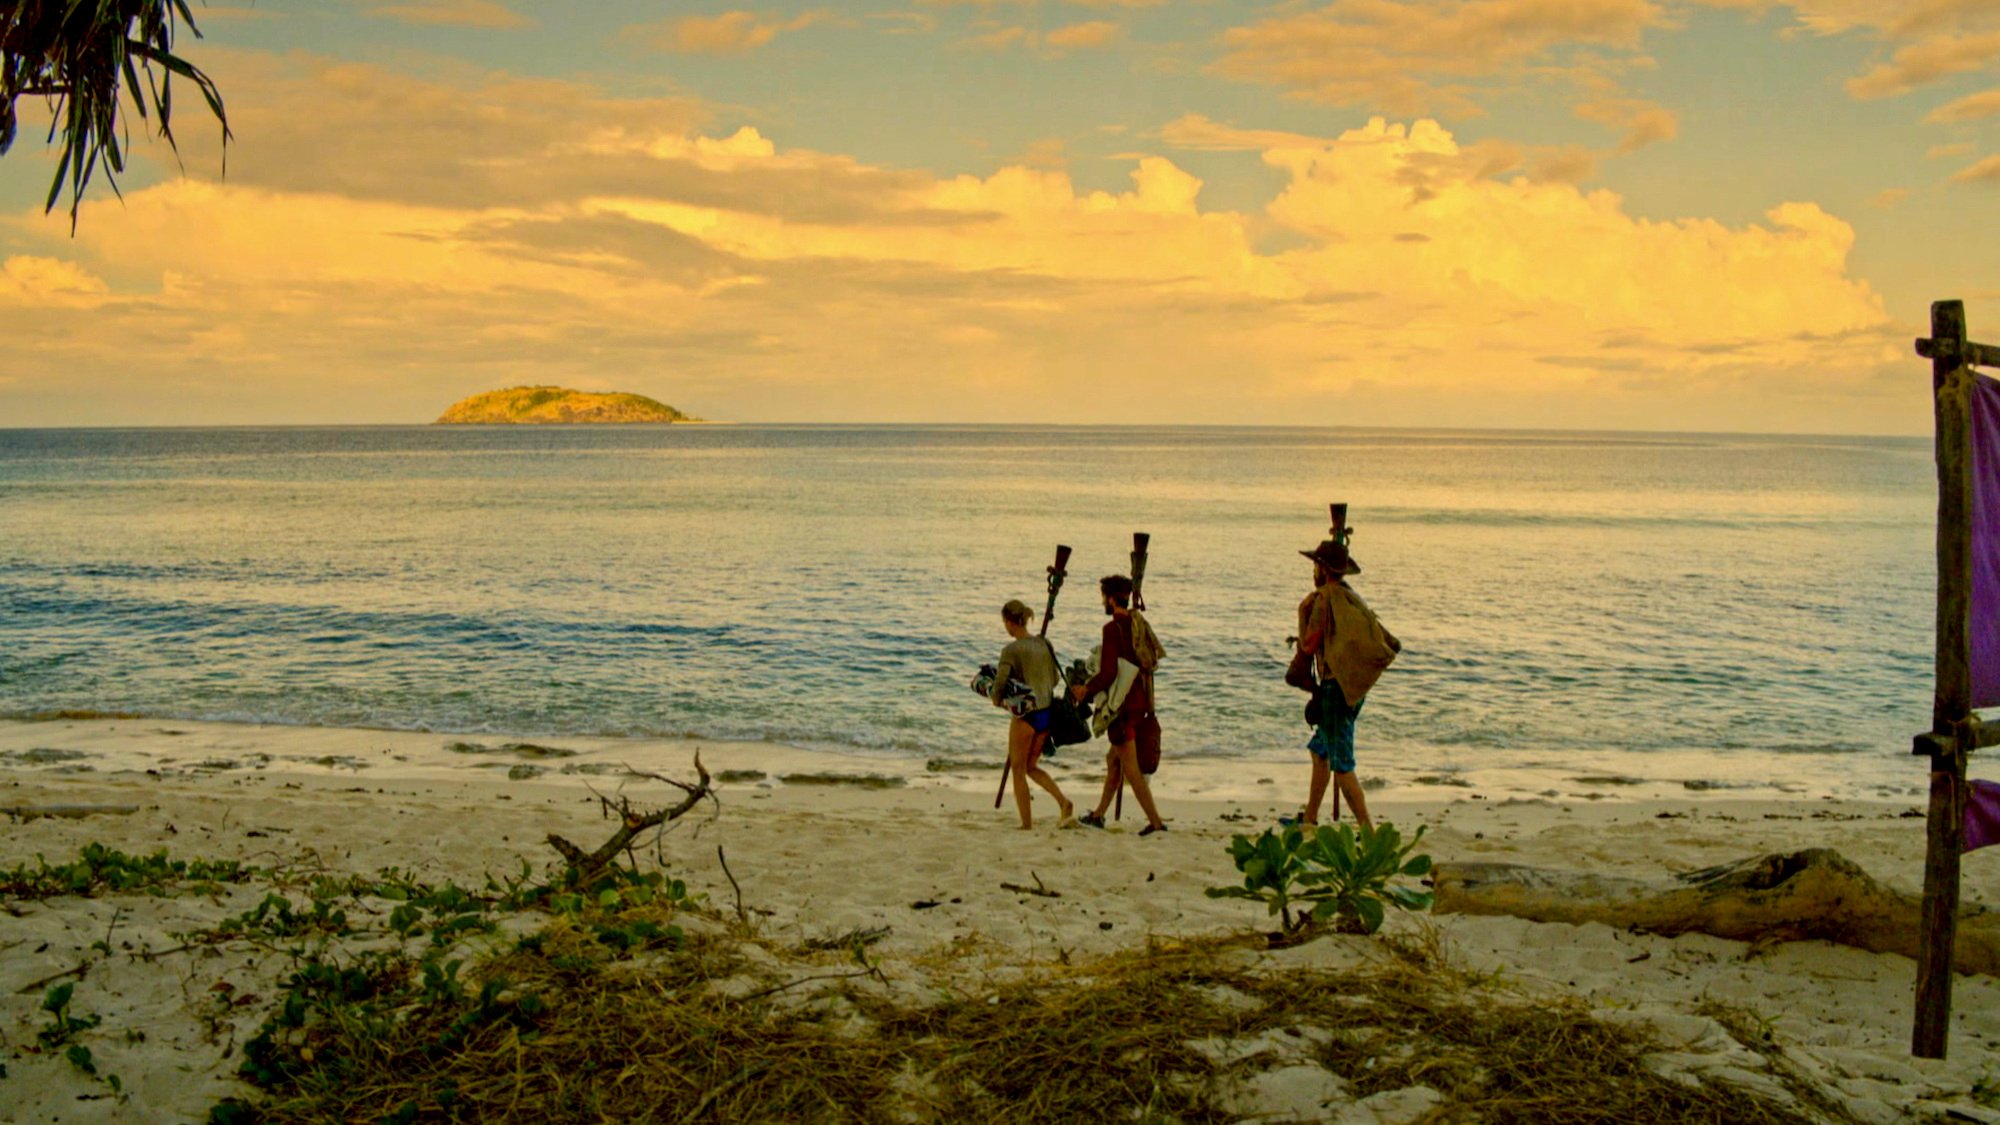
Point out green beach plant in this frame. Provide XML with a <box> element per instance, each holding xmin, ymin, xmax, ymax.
<box><xmin>1207</xmin><ymin>822</ymin><xmax>1434</xmax><ymax>938</ymax></box>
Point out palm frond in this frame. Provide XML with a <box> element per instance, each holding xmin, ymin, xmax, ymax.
<box><xmin>0</xmin><ymin>0</ymin><xmax>231</xmax><ymax>230</ymax></box>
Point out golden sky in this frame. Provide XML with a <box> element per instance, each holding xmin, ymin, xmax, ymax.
<box><xmin>2</xmin><ymin>0</ymin><xmax>1995</xmax><ymax>432</ymax></box>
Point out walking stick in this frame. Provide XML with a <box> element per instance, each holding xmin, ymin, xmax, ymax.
<box><xmin>1116</xmin><ymin>532</ymin><xmax>1150</xmax><ymax>821</ymax></box>
<box><xmin>997</xmin><ymin>545</ymin><xmax>1070</xmax><ymax>809</ymax></box>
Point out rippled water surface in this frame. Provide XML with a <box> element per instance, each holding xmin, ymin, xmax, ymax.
<box><xmin>0</xmin><ymin>425</ymin><xmax>1939</xmax><ymax>794</ymax></box>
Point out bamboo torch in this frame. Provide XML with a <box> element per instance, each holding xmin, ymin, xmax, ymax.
<box><xmin>999</xmin><ymin>545</ymin><xmax>1071</xmax><ymax>809</ymax></box>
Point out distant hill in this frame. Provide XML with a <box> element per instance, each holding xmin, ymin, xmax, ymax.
<box><xmin>434</xmin><ymin>386</ymin><xmax>696</xmax><ymax>425</ymax></box>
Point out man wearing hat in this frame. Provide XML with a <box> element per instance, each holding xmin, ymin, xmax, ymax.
<box><xmin>1293</xmin><ymin>539</ymin><xmax>1400</xmax><ymax>832</ymax></box>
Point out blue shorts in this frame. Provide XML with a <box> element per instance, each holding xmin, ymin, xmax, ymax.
<box><xmin>1024</xmin><ymin>708</ymin><xmax>1052</xmax><ymax>734</ymax></box>
<box><xmin>1307</xmin><ymin>684</ymin><xmax>1363</xmax><ymax>774</ymax></box>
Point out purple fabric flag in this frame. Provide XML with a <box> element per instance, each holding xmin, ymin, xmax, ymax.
<box><xmin>1969</xmin><ymin>779</ymin><xmax>2000</xmax><ymax>853</ymax></box>
<box><xmin>1971</xmin><ymin>373</ymin><xmax>2000</xmax><ymax>710</ymax></box>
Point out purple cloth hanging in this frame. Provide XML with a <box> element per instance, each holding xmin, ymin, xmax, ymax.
<box><xmin>1971</xmin><ymin>373</ymin><xmax>2000</xmax><ymax>709</ymax></box>
<box><xmin>1969</xmin><ymin>779</ymin><xmax>2000</xmax><ymax>853</ymax></box>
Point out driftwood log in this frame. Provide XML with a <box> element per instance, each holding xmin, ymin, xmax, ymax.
<box><xmin>1432</xmin><ymin>848</ymin><xmax>1999</xmax><ymax>977</ymax></box>
<box><xmin>546</xmin><ymin>757</ymin><xmax>713</xmax><ymax>880</ymax></box>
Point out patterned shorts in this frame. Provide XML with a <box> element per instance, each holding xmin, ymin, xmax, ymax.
<box><xmin>1306</xmin><ymin>683</ymin><xmax>1364</xmax><ymax>774</ymax></box>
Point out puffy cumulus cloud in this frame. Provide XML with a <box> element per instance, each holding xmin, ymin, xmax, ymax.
<box><xmin>0</xmin><ymin>61</ymin><xmax>1906</xmax><ymax>431</ymax></box>
<box><xmin>1161</xmin><ymin>113</ymin><xmax>1605</xmax><ymax>183</ymax></box>
<box><xmin>626</xmin><ymin>10</ymin><xmax>827</xmax><ymax>55</ymax></box>
<box><xmin>357</xmin><ymin>0</ymin><xmax>533</xmax><ymax>29</ymax></box>
<box><xmin>1210</xmin><ymin>0</ymin><xmax>1667</xmax><ymax>118</ymax></box>
<box><xmin>1258</xmin><ymin>119</ymin><xmax>1885</xmax><ymax>349</ymax></box>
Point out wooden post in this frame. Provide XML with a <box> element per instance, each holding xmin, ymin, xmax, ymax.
<box><xmin>1913</xmin><ymin>299</ymin><xmax>1974</xmax><ymax>1059</ymax></box>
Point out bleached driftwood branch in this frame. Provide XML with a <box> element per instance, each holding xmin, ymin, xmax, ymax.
<box><xmin>1432</xmin><ymin>848</ymin><xmax>1999</xmax><ymax>976</ymax></box>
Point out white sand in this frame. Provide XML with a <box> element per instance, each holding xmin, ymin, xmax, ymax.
<box><xmin>2</xmin><ymin>718</ymin><xmax>1998</xmax><ymax>1122</ymax></box>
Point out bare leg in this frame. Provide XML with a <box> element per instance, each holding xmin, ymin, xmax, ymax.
<box><xmin>1112</xmin><ymin>742</ymin><xmax>1166</xmax><ymax>829</ymax></box>
<box><xmin>1022</xmin><ymin>731</ymin><xmax>1070</xmax><ymax>822</ymax></box>
<box><xmin>1302</xmin><ymin>753</ymin><xmax>1330</xmax><ymax>825</ymax></box>
<box><xmin>1008</xmin><ymin>719</ymin><xmax>1037</xmax><ymax>829</ymax></box>
<box><xmin>1333</xmin><ymin>771</ymin><xmax>1372</xmax><ymax>832</ymax></box>
<box><xmin>1091</xmin><ymin>746</ymin><xmax>1123</xmax><ymax>819</ymax></box>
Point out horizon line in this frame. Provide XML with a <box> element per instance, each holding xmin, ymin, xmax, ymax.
<box><xmin>0</xmin><ymin>420</ymin><xmax>1931</xmax><ymax>442</ymax></box>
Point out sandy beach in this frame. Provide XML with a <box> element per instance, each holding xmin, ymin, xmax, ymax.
<box><xmin>1</xmin><ymin>716</ymin><xmax>1996</xmax><ymax>1122</ymax></box>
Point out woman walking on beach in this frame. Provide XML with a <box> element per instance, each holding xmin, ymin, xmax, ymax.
<box><xmin>1294</xmin><ymin>540</ymin><xmax>1399</xmax><ymax>832</ymax></box>
<box><xmin>1073</xmin><ymin>575</ymin><xmax>1168</xmax><ymax>835</ymax></box>
<box><xmin>993</xmin><ymin>599</ymin><xmax>1076</xmax><ymax>830</ymax></box>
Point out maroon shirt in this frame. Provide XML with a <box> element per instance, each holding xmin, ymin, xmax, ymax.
<box><xmin>1082</xmin><ymin>610</ymin><xmax>1150</xmax><ymax>715</ymax></box>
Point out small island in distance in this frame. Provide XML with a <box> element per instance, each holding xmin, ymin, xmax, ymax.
<box><xmin>434</xmin><ymin>386</ymin><xmax>699</xmax><ymax>425</ymax></box>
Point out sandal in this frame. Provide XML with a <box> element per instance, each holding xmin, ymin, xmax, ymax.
<box><xmin>1139</xmin><ymin>823</ymin><xmax>1169</xmax><ymax>837</ymax></box>
<box><xmin>1078</xmin><ymin>812</ymin><xmax>1106</xmax><ymax>829</ymax></box>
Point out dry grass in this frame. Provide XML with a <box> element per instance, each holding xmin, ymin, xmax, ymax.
<box><xmin>230</xmin><ymin>914</ymin><xmax>1828</xmax><ymax>1125</ymax></box>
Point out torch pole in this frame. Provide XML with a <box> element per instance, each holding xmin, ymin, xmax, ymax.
<box><xmin>1115</xmin><ymin>533</ymin><xmax>1151</xmax><ymax>821</ymax></box>
<box><xmin>999</xmin><ymin>545</ymin><xmax>1070</xmax><ymax>809</ymax></box>
<box><xmin>1328</xmin><ymin>504</ymin><xmax>1349</xmax><ymax>821</ymax></box>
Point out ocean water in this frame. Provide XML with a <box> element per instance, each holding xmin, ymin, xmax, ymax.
<box><xmin>0</xmin><ymin>425</ymin><xmax>1943</xmax><ymax>799</ymax></box>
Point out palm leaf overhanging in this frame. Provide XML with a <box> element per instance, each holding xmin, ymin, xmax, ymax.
<box><xmin>0</xmin><ymin>0</ymin><xmax>230</xmax><ymax>227</ymax></box>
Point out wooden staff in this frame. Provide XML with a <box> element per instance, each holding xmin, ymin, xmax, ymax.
<box><xmin>998</xmin><ymin>545</ymin><xmax>1070</xmax><ymax>809</ymax></box>
<box><xmin>1328</xmin><ymin>503</ymin><xmax>1350</xmax><ymax>822</ymax></box>
<box><xmin>1115</xmin><ymin>532</ymin><xmax>1150</xmax><ymax>821</ymax></box>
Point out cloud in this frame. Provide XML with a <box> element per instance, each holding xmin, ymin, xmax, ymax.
<box><xmin>1695</xmin><ymin>1</ymin><xmax>2000</xmax><ymax>100</ymax></box>
<box><xmin>1929</xmin><ymin>140</ymin><xmax>1979</xmax><ymax>156</ymax></box>
<box><xmin>1927</xmin><ymin>86</ymin><xmax>2000</xmax><ymax>120</ymax></box>
<box><xmin>1160</xmin><ymin>112</ymin><xmax>1606</xmax><ymax>182</ymax></box>
<box><xmin>1044</xmin><ymin>20</ymin><xmax>1121</xmax><ymax>48</ymax></box>
<box><xmin>1868</xmin><ymin>186</ymin><xmax>1912</xmax><ymax>207</ymax></box>
<box><xmin>1572</xmin><ymin>94</ymin><xmax>1681</xmax><ymax>152</ymax></box>
<box><xmin>628</xmin><ymin>10</ymin><xmax>825</xmax><ymax>55</ymax></box>
<box><xmin>1156</xmin><ymin>114</ymin><xmax>1333</xmax><ymax>151</ymax></box>
<box><xmin>136</xmin><ymin>51</ymin><xmax>969</xmax><ymax>229</ymax></box>
<box><xmin>964</xmin><ymin>23</ymin><xmax>1032</xmax><ymax>50</ymax></box>
<box><xmin>0</xmin><ymin>256</ymin><xmax>109</xmax><ymax>305</ymax></box>
<box><xmin>869</xmin><ymin>11</ymin><xmax>938</xmax><ymax>34</ymax></box>
<box><xmin>1950</xmin><ymin>153</ymin><xmax>2000</xmax><ymax>182</ymax></box>
<box><xmin>960</xmin><ymin>17</ymin><xmax>1122</xmax><ymax>53</ymax></box>
<box><xmin>0</xmin><ymin>55</ymin><xmax>1905</xmax><ymax>433</ymax></box>
<box><xmin>358</xmin><ymin>0</ymin><xmax>532</xmax><ymax>29</ymax></box>
<box><xmin>1210</xmin><ymin>0</ymin><xmax>1668</xmax><ymax>118</ymax></box>
<box><xmin>1846</xmin><ymin>29</ymin><xmax>2000</xmax><ymax>98</ymax></box>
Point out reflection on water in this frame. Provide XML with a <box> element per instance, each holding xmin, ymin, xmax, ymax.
<box><xmin>0</xmin><ymin>425</ymin><xmax>1936</xmax><ymax>795</ymax></box>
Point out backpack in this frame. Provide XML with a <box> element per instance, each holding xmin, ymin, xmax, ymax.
<box><xmin>1128</xmin><ymin>611</ymin><xmax>1165</xmax><ymax>673</ymax></box>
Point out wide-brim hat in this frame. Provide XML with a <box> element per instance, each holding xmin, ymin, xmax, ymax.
<box><xmin>1300</xmin><ymin>539</ymin><xmax>1361</xmax><ymax>575</ymax></box>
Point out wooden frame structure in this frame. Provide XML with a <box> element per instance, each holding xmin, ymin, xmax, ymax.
<box><xmin>1910</xmin><ymin>299</ymin><xmax>2000</xmax><ymax>1059</ymax></box>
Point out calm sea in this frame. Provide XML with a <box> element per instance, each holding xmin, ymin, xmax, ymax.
<box><xmin>0</xmin><ymin>425</ymin><xmax>1943</xmax><ymax>799</ymax></box>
